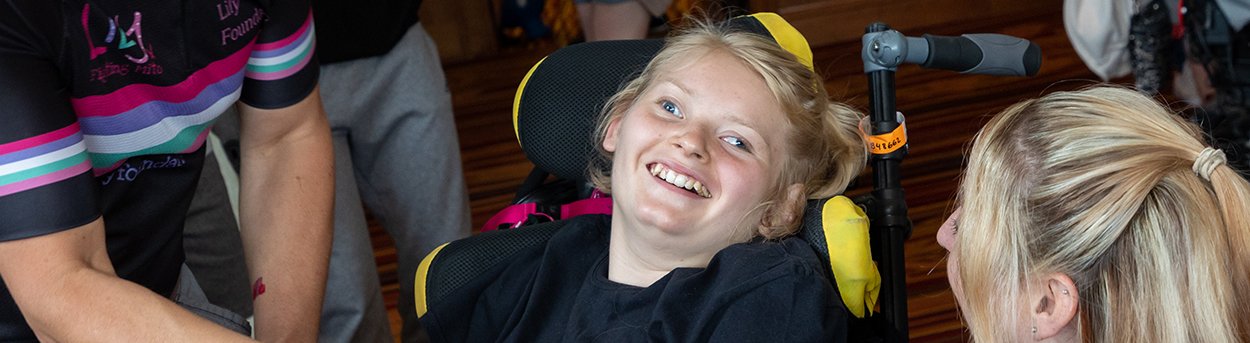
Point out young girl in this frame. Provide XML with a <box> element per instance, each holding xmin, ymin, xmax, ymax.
<box><xmin>419</xmin><ymin>14</ymin><xmax>867</xmax><ymax>342</ymax></box>
<box><xmin>937</xmin><ymin>87</ymin><xmax>1250</xmax><ymax>342</ymax></box>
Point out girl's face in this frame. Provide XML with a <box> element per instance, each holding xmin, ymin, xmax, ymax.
<box><xmin>603</xmin><ymin>48</ymin><xmax>792</xmax><ymax>255</ymax></box>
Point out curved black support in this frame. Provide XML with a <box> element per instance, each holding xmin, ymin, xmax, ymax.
<box><xmin>863</xmin><ymin>22</ymin><xmax>913</xmax><ymax>342</ymax></box>
<box><xmin>861</xmin><ymin>21</ymin><xmax>1041</xmax><ymax>342</ymax></box>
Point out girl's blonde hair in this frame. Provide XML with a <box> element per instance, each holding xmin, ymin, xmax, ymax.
<box><xmin>956</xmin><ymin>86</ymin><xmax>1250</xmax><ymax>342</ymax></box>
<box><xmin>588</xmin><ymin>15</ymin><xmax>866</xmax><ymax>239</ymax></box>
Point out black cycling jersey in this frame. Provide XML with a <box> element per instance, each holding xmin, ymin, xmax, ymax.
<box><xmin>0</xmin><ymin>0</ymin><xmax>318</xmax><ymax>339</ymax></box>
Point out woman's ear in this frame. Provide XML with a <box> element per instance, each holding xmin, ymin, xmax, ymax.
<box><xmin>602</xmin><ymin>115</ymin><xmax>623</xmax><ymax>153</ymax></box>
<box><xmin>1030</xmin><ymin>273</ymin><xmax>1079</xmax><ymax>340</ymax></box>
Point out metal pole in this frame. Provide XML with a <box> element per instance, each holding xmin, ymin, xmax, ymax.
<box><xmin>864</xmin><ymin>22</ymin><xmax>912</xmax><ymax>341</ymax></box>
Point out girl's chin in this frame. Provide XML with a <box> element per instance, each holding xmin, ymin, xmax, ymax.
<box><xmin>633</xmin><ymin>214</ymin><xmax>692</xmax><ymax>235</ymax></box>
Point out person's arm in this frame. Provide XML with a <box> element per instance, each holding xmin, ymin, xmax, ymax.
<box><xmin>236</xmin><ymin>86</ymin><xmax>334</xmax><ymax>341</ymax></box>
<box><xmin>0</xmin><ymin>3</ymin><xmax>256</xmax><ymax>339</ymax></box>
<box><xmin>0</xmin><ymin>219</ymin><xmax>255</xmax><ymax>342</ymax></box>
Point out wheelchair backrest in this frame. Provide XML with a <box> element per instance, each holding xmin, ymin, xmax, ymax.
<box><xmin>420</xmin><ymin>10</ymin><xmax>900</xmax><ymax>337</ymax></box>
<box><xmin>484</xmin><ymin>12</ymin><xmax>882</xmax><ymax>318</ymax></box>
<box><xmin>416</xmin><ymin>15</ymin><xmax>888</xmax><ymax>339</ymax></box>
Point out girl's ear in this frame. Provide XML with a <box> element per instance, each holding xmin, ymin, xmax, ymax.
<box><xmin>779</xmin><ymin>183</ymin><xmax>806</xmax><ymax>224</ymax></box>
<box><xmin>602</xmin><ymin>114</ymin><xmax>623</xmax><ymax>153</ymax></box>
<box><xmin>762</xmin><ymin>183</ymin><xmax>806</xmax><ymax>232</ymax></box>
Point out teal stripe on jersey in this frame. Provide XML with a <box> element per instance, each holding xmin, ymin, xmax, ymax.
<box><xmin>0</xmin><ymin>151</ymin><xmax>90</xmax><ymax>186</ymax></box>
<box><xmin>88</xmin><ymin>123</ymin><xmax>211</xmax><ymax>168</ymax></box>
<box><xmin>246</xmin><ymin>42</ymin><xmax>313</xmax><ymax>73</ymax></box>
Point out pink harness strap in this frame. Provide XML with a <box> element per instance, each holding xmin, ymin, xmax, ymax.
<box><xmin>480</xmin><ymin>190</ymin><xmax>613</xmax><ymax>232</ymax></box>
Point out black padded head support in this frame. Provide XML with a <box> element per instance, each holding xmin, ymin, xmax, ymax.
<box><xmin>513</xmin><ymin>39</ymin><xmax>664</xmax><ymax>182</ymax></box>
<box><xmin>511</xmin><ymin>12</ymin><xmax>813</xmax><ymax>184</ymax></box>
<box><xmin>800</xmin><ymin>198</ymin><xmax>835</xmax><ymax>272</ymax></box>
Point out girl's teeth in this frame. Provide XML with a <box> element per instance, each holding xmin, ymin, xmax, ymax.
<box><xmin>650</xmin><ymin>164</ymin><xmax>711</xmax><ymax>198</ymax></box>
<box><xmin>673</xmin><ymin>175</ymin><xmax>688</xmax><ymax>187</ymax></box>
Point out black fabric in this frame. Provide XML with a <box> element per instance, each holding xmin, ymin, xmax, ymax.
<box><xmin>421</xmin><ymin>215</ymin><xmax>848</xmax><ymax>342</ymax></box>
<box><xmin>237</xmin><ymin>0</ymin><xmax>321</xmax><ymax>109</ymax></box>
<box><xmin>312</xmin><ymin>0</ymin><xmax>422</xmax><ymax>63</ymax></box>
<box><xmin>0</xmin><ymin>1</ymin><xmax>98</xmax><ymax>240</ymax></box>
<box><xmin>799</xmin><ymin>198</ymin><xmax>833</xmax><ymax>277</ymax></box>
<box><xmin>726</xmin><ymin>15</ymin><xmax>776</xmax><ymax>45</ymax></box>
<box><xmin>425</xmin><ymin>220</ymin><xmax>564</xmax><ymax>306</ymax></box>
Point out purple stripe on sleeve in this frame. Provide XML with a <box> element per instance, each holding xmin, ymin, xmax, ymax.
<box><xmin>0</xmin><ymin>133</ymin><xmax>81</xmax><ymax>165</ymax></box>
<box><xmin>249</xmin><ymin>20</ymin><xmax>313</xmax><ymax>58</ymax></box>
<box><xmin>0</xmin><ymin>123</ymin><xmax>80</xmax><ymax>155</ymax></box>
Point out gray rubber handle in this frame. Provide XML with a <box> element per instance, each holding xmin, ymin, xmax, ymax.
<box><xmin>921</xmin><ymin>33</ymin><xmax>1041</xmax><ymax>76</ymax></box>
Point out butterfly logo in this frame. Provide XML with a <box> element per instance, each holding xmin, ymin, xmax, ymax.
<box><xmin>80</xmin><ymin>3</ymin><xmax>154</xmax><ymax>64</ymax></box>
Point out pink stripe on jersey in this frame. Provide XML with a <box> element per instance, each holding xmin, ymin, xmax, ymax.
<box><xmin>0</xmin><ymin>123</ymin><xmax>80</xmax><ymax>155</ymax></box>
<box><xmin>253</xmin><ymin>11</ymin><xmax>313</xmax><ymax>51</ymax></box>
<box><xmin>0</xmin><ymin>160</ymin><xmax>91</xmax><ymax>197</ymax></box>
<box><xmin>71</xmin><ymin>47</ymin><xmax>251</xmax><ymax>117</ymax></box>
<box><xmin>93</xmin><ymin>159</ymin><xmax>126</xmax><ymax>177</ymax></box>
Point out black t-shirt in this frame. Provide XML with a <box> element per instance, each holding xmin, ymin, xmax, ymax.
<box><xmin>421</xmin><ymin>215</ymin><xmax>848</xmax><ymax>342</ymax></box>
<box><xmin>312</xmin><ymin>0</ymin><xmax>422</xmax><ymax>63</ymax></box>
<box><xmin>0</xmin><ymin>0</ymin><xmax>317</xmax><ymax>340</ymax></box>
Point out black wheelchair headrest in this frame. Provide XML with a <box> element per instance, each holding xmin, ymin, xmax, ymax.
<box><xmin>511</xmin><ymin>12</ymin><xmax>814</xmax><ymax>183</ymax></box>
<box><xmin>512</xmin><ymin>39</ymin><xmax>663</xmax><ymax>182</ymax></box>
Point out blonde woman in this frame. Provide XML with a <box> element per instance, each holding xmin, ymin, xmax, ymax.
<box><xmin>937</xmin><ymin>86</ymin><xmax>1250</xmax><ymax>342</ymax></box>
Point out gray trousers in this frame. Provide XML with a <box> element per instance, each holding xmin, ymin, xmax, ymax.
<box><xmin>183</xmin><ymin>23</ymin><xmax>470</xmax><ymax>343</ymax></box>
<box><xmin>173</xmin><ymin>265</ymin><xmax>252</xmax><ymax>336</ymax></box>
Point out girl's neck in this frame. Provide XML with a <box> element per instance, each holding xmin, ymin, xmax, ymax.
<box><xmin>605</xmin><ymin>217</ymin><xmax>718</xmax><ymax>287</ymax></box>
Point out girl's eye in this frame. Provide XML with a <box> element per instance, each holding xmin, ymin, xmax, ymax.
<box><xmin>660</xmin><ymin>100</ymin><xmax>682</xmax><ymax>118</ymax></box>
<box><xmin>722</xmin><ymin>136</ymin><xmax>750</xmax><ymax>152</ymax></box>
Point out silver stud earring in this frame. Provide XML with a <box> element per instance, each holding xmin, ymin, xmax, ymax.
<box><xmin>1062</xmin><ymin>289</ymin><xmax>1069</xmax><ymax>295</ymax></box>
<box><xmin>1031</xmin><ymin>326</ymin><xmax>1038</xmax><ymax>334</ymax></box>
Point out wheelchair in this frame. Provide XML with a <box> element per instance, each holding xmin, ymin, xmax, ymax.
<box><xmin>414</xmin><ymin>12</ymin><xmax>1038</xmax><ymax>342</ymax></box>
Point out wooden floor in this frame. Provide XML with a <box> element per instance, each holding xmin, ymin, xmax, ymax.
<box><xmin>372</xmin><ymin>4</ymin><xmax>1101</xmax><ymax>342</ymax></box>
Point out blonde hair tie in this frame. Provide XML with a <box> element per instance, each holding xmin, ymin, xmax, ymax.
<box><xmin>1193</xmin><ymin>147</ymin><xmax>1227</xmax><ymax>181</ymax></box>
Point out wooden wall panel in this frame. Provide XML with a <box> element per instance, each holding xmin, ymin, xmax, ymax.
<box><xmin>421</xmin><ymin>0</ymin><xmax>499</xmax><ymax>63</ymax></box>
<box><xmin>751</xmin><ymin>0</ymin><xmax>1059</xmax><ymax>47</ymax></box>
<box><xmin>423</xmin><ymin>0</ymin><xmax>1059</xmax><ymax>64</ymax></box>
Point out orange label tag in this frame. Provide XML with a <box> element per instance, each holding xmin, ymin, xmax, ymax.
<box><xmin>867</xmin><ymin>122</ymin><xmax>907</xmax><ymax>154</ymax></box>
<box><xmin>860</xmin><ymin>113</ymin><xmax>908</xmax><ymax>155</ymax></box>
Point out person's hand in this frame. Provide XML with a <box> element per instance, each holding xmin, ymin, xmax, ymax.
<box><xmin>821</xmin><ymin>195</ymin><xmax>881</xmax><ymax>318</ymax></box>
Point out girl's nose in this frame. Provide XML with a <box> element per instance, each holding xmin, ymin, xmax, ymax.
<box><xmin>671</xmin><ymin>128</ymin><xmax>708</xmax><ymax>161</ymax></box>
